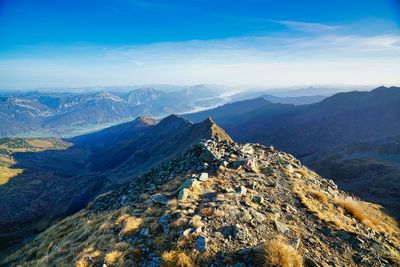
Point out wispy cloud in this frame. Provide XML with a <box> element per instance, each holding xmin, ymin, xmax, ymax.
<box><xmin>1</xmin><ymin>31</ymin><xmax>399</xmax><ymax>89</ymax></box>
<box><xmin>271</xmin><ymin>20</ymin><xmax>339</xmax><ymax>32</ymax></box>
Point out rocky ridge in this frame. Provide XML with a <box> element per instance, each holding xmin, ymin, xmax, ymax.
<box><xmin>3</xmin><ymin>133</ymin><xmax>399</xmax><ymax>266</ymax></box>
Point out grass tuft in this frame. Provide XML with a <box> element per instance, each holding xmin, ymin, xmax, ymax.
<box><xmin>308</xmin><ymin>190</ymin><xmax>328</xmax><ymax>204</ymax></box>
<box><xmin>105</xmin><ymin>250</ymin><xmax>124</xmax><ymax>265</ymax></box>
<box><xmin>117</xmin><ymin>215</ymin><xmax>143</xmax><ymax>237</ymax></box>
<box><xmin>335</xmin><ymin>196</ymin><xmax>397</xmax><ymax>234</ymax></box>
<box><xmin>190</xmin><ymin>215</ymin><xmax>204</xmax><ymax>228</ymax></box>
<box><xmin>261</xmin><ymin>238</ymin><xmax>303</xmax><ymax>267</ymax></box>
<box><xmin>161</xmin><ymin>251</ymin><xmax>193</xmax><ymax>267</ymax></box>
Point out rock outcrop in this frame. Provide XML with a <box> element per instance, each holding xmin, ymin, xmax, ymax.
<box><xmin>3</xmin><ymin>134</ymin><xmax>399</xmax><ymax>266</ymax></box>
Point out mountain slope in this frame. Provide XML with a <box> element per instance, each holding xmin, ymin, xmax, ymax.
<box><xmin>260</xmin><ymin>94</ymin><xmax>326</xmax><ymax>105</ymax></box>
<box><xmin>186</xmin><ymin>87</ymin><xmax>400</xmax><ymax>156</ymax></box>
<box><xmin>4</xmin><ymin>137</ymin><xmax>399</xmax><ymax>266</ymax></box>
<box><xmin>0</xmin><ymin>115</ymin><xmax>231</xmax><ymax>256</ymax></box>
<box><xmin>0</xmin><ymin>97</ymin><xmax>53</xmax><ymax>136</ymax></box>
<box><xmin>42</xmin><ymin>92</ymin><xmax>132</xmax><ymax>129</ymax></box>
<box><xmin>90</xmin><ymin>115</ymin><xmax>232</xmax><ymax>172</ymax></box>
<box><xmin>183</xmin><ymin>86</ymin><xmax>400</xmax><ymax>219</ymax></box>
<box><xmin>70</xmin><ymin>116</ymin><xmax>158</xmax><ymax>148</ymax></box>
<box><xmin>303</xmin><ymin>136</ymin><xmax>400</xmax><ymax>220</ymax></box>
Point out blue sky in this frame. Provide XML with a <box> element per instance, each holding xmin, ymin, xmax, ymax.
<box><xmin>0</xmin><ymin>0</ymin><xmax>400</xmax><ymax>89</ymax></box>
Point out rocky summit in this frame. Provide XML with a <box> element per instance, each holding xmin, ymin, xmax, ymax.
<box><xmin>3</xmin><ymin>133</ymin><xmax>400</xmax><ymax>266</ymax></box>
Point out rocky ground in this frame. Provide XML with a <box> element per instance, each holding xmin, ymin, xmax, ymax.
<box><xmin>3</xmin><ymin>136</ymin><xmax>400</xmax><ymax>266</ymax></box>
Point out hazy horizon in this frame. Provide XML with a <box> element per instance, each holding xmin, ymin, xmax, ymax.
<box><xmin>0</xmin><ymin>83</ymin><xmax>379</xmax><ymax>94</ymax></box>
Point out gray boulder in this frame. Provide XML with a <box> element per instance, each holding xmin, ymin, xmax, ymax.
<box><xmin>150</xmin><ymin>194</ymin><xmax>169</xmax><ymax>205</ymax></box>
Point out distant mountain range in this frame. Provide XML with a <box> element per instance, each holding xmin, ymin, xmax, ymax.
<box><xmin>184</xmin><ymin>86</ymin><xmax>400</xmax><ymax>218</ymax></box>
<box><xmin>0</xmin><ymin>86</ymin><xmax>224</xmax><ymax>137</ymax></box>
<box><xmin>185</xmin><ymin>86</ymin><xmax>400</xmax><ymax>155</ymax></box>
<box><xmin>2</xmin><ymin>85</ymin><xmax>366</xmax><ymax>137</ymax></box>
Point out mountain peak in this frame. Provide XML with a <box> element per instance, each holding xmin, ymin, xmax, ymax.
<box><xmin>135</xmin><ymin>115</ymin><xmax>158</xmax><ymax>126</ymax></box>
<box><xmin>209</xmin><ymin>118</ymin><xmax>233</xmax><ymax>143</ymax></box>
<box><xmin>206</xmin><ymin>116</ymin><xmax>215</xmax><ymax>124</ymax></box>
<box><xmin>158</xmin><ymin>114</ymin><xmax>191</xmax><ymax>126</ymax></box>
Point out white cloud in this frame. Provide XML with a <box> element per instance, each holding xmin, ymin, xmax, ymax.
<box><xmin>271</xmin><ymin>20</ymin><xmax>339</xmax><ymax>32</ymax></box>
<box><xmin>1</xmin><ymin>32</ymin><xmax>400</xmax><ymax>89</ymax></box>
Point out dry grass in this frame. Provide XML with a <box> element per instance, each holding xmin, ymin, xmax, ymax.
<box><xmin>26</xmin><ymin>139</ymin><xmax>54</xmax><ymax>149</ymax></box>
<box><xmin>308</xmin><ymin>190</ymin><xmax>328</xmax><ymax>204</ymax></box>
<box><xmin>190</xmin><ymin>215</ymin><xmax>204</xmax><ymax>228</ymax></box>
<box><xmin>118</xmin><ymin>215</ymin><xmax>143</xmax><ymax>236</ymax></box>
<box><xmin>161</xmin><ymin>251</ymin><xmax>193</xmax><ymax>267</ymax></box>
<box><xmin>261</xmin><ymin>238</ymin><xmax>303</xmax><ymax>267</ymax></box>
<box><xmin>214</xmin><ymin>209</ymin><xmax>225</xmax><ymax>217</ymax></box>
<box><xmin>0</xmin><ymin>138</ymin><xmax>70</xmax><ymax>185</ymax></box>
<box><xmin>191</xmin><ymin>182</ymin><xmax>203</xmax><ymax>196</ymax></box>
<box><xmin>2</xmin><ymin>207</ymin><xmax>125</xmax><ymax>266</ymax></box>
<box><xmin>104</xmin><ymin>250</ymin><xmax>124</xmax><ymax>265</ymax></box>
<box><xmin>0</xmin><ymin>166</ymin><xmax>23</xmax><ymax>185</ymax></box>
<box><xmin>292</xmin><ymin>176</ymin><xmax>400</xmax><ymax>252</ymax></box>
<box><xmin>295</xmin><ymin>169</ymin><xmax>308</xmax><ymax>177</ymax></box>
<box><xmin>335</xmin><ymin>196</ymin><xmax>398</xmax><ymax>235</ymax></box>
<box><xmin>292</xmin><ymin>179</ymin><xmax>352</xmax><ymax>230</ymax></box>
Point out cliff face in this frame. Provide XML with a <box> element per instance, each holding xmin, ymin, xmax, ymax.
<box><xmin>4</xmin><ymin>135</ymin><xmax>400</xmax><ymax>267</ymax></box>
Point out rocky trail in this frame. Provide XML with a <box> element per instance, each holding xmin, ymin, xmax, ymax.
<box><xmin>3</xmin><ymin>133</ymin><xmax>400</xmax><ymax>266</ymax></box>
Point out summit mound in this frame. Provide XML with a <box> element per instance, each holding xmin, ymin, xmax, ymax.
<box><xmin>4</xmin><ymin>134</ymin><xmax>399</xmax><ymax>266</ymax></box>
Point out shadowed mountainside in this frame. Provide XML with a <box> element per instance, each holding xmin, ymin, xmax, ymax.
<box><xmin>0</xmin><ymin>115</ymin><xmax>232</xmax><ymax>257</ymax></box>
<box><xmin>184</xmin><ymin>86</ymin><xmax>400</xmax><ymax>219</ymax></box>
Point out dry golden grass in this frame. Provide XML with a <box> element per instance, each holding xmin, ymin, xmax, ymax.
<box><xmin>292</xmin><ymin>176</ymin><xmax>400</xmax><ymax>253</ymax></box>
<box><xmin>26</xmin><ymin>139</ymin><xmax>54</xmax><ymax>149</ymax></box>
<box><xmin>308</xmin><ymin>190</ymin><xmax>328</xmax><ymax>204</ymax></box>
<box><xmin>295</xmin><ymin>169</ymin><xmax>308</xmax><ymax>177</ymax></box>
<box><xmin>191</xmin><ymin>182</ymin><xmax>203</xmax><ymax>196</ymax></box>
<box><xmin>0</xmin><ymin>166</ymin><xmax>23</xmax><ymax>185</ymax></box>
<box><xmin>118</xmin><ymin>215</ymin><xmax>143</xmax><ymax>236</ymax></box>
<box><xmin>104</xmin><ymin>250</ymin><xmax>124</xmax><ymax>265</ymax></box>
<box><xmin>292</xmin><ymin>179</ymin><xmax>353</xmax><ymax>230</ymax></box>
<box><xmin>261</xmin><ymin>238</ymin><xmax>303</xmax><ymax>267</ymax></box>
<box><xmin>214</xmin><ymin>209</ymin><xmax>225</xmax><ymax>217</ymax></box>
<box><xmin>2</xmin><ymin>207</ymin><xmax>126</xmax><ymax>266</ymax></box>
<box><xmin>335</xmin><ymin>196</ymin><xmax>398</xmax><ymax>235</ymax></box>
<box><xmin>0</xmin><ymin>138</ymin><xmax>70</xmax><ymax>185</ymax></box>
<box><xmin>161</xmin><ymin>251</ymin><xmax>193</xmax><ymax>267</ymax></box>
<box><xmin>190</xmin><ymin>215</ymin><xmax>204</xmax><ymax>228</ymax></box>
